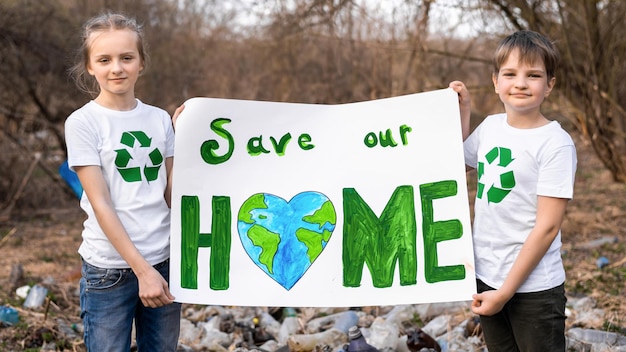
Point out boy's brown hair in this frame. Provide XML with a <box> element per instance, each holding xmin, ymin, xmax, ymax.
<box><xmin>493</xmin><ymin>30</ymin><xmax>560</xmax><ymax>80</ymax></box>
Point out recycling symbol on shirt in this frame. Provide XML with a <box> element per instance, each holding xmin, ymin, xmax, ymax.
<box><xmin>114</xmin><ymin>131</ymin><xmax>163</xmax><ymax>182</ymax></box>
<box><xmin>477</xmin><ymin>146</ymin><xmax>516</xmax><ymax>203</ymax></box>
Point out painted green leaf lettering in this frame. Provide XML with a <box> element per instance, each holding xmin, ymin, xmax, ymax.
<box><xmin>200</xmin><ymin>118</ymin><xmax>235</xmax><ymax>165</ymax></box>
<box><xmin>342</xmin><ymin>186</ymin><xmax>417</xmax><ymax>288</ymax></box>
<box><xmin>180</xmin><ymin>195</ymin><xmax>231</xmax><ymax>290</ymax></box>
<box><xmin>420</xmin><ymin>180</ymin><xmax>465</xmax><ymax>283</ymax></box>
<box><xmin>270</xmin><ymin>133</ymin><xmax>292</xmax><ymax>156</ymax></box>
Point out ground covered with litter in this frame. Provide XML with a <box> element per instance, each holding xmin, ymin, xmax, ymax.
<box><xmin>1</xmin><ymin>133</ymin><xmax>625</xmax><ymax>351</ymax></box>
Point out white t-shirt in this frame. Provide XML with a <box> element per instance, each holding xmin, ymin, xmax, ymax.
<box><xmin>65</xmin><ymin>100</ymin><xmax>175</xmax><ymax>268</ymax></box>
<box><xmin>464</xmin><ymin>113</ymin><xmax>576</xmax><ymax>293</ymax></box>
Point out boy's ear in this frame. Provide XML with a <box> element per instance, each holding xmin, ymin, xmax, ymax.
<box><xmin>492</xmin><ymin>73</ymin><xmax>499</xmax><ymax>94</ymax></box>
<box><xmin>545</xmin><ymin>76</ymin><xmax>556</xmax><ymax>97</ymax></box>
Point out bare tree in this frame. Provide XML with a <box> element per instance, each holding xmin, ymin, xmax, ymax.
<box><xmin>4</xmin><ymin>0</ymin><xmax>624</xmax><ymax>215</ymax></box>
<box><xmin>479</xmin><ymin>0</ymin><xmax>626</xmax><ymax>182</ymax></box>
<box><xmin>0</xmin><ymin>0</ymin><xmax>81</xmax><ymax>211</ymax></box>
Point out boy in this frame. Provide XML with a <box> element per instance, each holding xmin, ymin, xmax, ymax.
<box><xmin>449</xmin><ymin>30</ymin><xmax>577</xmax><ymax>351</ymax></box>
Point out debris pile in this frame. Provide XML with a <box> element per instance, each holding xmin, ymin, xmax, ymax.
<box><xmin>2</xmin><ymin>280</ymin><xmax>626</xmax><ymax>351</ymax></box>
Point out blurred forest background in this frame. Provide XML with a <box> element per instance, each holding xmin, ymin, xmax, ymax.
<box><xmin>1</xmin><ymin>0</ymin><xmax>625</xmax><ymax>216</ymax></box>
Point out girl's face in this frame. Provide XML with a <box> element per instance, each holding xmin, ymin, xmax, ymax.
<box><xmin>86</xmin><ymin>29</ymin><xmax>143</xmax><ymax>104</ymax></box>
<box><xmin>492</xmin><ymin>48</ymin><xmax>555</xmax><ymax>118</ymax></box>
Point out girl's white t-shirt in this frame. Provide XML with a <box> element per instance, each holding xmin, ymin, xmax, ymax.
<box><xmin>65</xmin><ymin>100</ymin><xmax>175</xmax><ymax>268</ymax></box>
<box><xmin>464</xmin><ymin>113</ymin><xmax>577</xmax><ymax>292</ymax></box>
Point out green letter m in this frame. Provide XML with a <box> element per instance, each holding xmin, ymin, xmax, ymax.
<box><xmin>180</xmin><ymin>195</ymin><xmax>231</xmax><ymax>290</ymax></box>
<box><xmin>342</xmin><ymin>186</ymin><xmax>417</xmax><ymax>288</ymax></box>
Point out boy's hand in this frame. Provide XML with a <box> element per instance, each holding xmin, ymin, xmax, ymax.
<box><xmin>471</xmin><ymin>289</ymin><xmax>509</xmax><ymax>316</ymax></box>
<box><xmin>449</xmin><ymin>81</ymin><xmax>470</xmax><ymax>108</ymax></box>
<box><xmin>449</xmin><ymin>81</ymin><xmax>471</xmax><ymax>140</ymax></box>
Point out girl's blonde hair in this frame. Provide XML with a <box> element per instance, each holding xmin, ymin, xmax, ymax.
<box><xmin>69</xmin><ymin>12</ymin><xmax>150</xmax><ymax>96</ymax></box>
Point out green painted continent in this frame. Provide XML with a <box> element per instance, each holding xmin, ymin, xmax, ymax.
<box><xmin>302</xmin><ymin>200</ymin><xmax>336</xmax><ymax>229</ymax></box>
<box><xmin>248</xmin><ymin>224</ymin><xmax>280</xmax><ymax>274</ymax></box>
<box><xmin>296</xmin><ymin>228</ymin><xmax>332</xmax><ymax>263</ymax></box>
<box><xmin>238</xmin><ymin>193</ymin><xmax>268</xmax><ymax>224</ymax></box>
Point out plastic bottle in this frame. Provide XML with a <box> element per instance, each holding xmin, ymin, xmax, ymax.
<box><xmin>332</xmin><ymin>310</ymin><xmax>360</xmax><ymax>334</ymax></box>
<box><xmin>346</xmin><ymin>325</ymin><xmax>379</xmax><ymax>352</ymax></box>
<box><xmin>287</xmin><ymin>328</ymin><xmax>347</xmax><ymax>352</ymax></box>
<box><xmin>0</xmin><ymin>306</ymin><xmax>19</xmax><ymax>326</ymax></box>
<box><xmin>568</xmin><ymin>327</ymin><xmax>626</xmax><ymax>345</ymax></box>
<box><xmin>596</xmin><ymin>256</ymin><xmax>610</xmax><ymax>269</ymax></box>
<box><xmin>367</xmin><ymin>316</ymin><xmax>399</xmax><ymax>350</ymax></box>
<box><xmin>278</xmin><ymin>308</ymin><xmax>300</xmax><ymax>344</ymax></box>
<box><xmin>23</xmin><ymin>284</ymin><xmax>48</xmax><ymax>308</ymax></box>
<box><xmin>258</xmin><ymin>311</ymin><xmax>281</xmax><ymax>340</ymax></box>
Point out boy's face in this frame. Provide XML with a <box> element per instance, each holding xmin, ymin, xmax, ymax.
<box><xmin>492</xmin><ymin>48</ymin><xmax>556</xmax><ymax>118</ymax></box>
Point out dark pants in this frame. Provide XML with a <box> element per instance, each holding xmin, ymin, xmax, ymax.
<box><xmin>476</xmin><ymin>279</ymin><xmax>566</xmax><ymax>352</ymax></box>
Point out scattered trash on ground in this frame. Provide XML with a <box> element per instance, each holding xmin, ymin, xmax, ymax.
<box><xmin>1</xmin><ymin>277</ymin><xmax>626</xmax><ymax>352</ymax></box>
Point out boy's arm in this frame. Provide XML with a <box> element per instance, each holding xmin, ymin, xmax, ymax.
<box><xmin>449</xmin><ymin>81</ymin><xmax>471</xmax><ymax>141</ymax></box>
<box><xmin>471</xmin><ymin>196</ymin><xmax>568</xmax><ymax>316</ymax></box>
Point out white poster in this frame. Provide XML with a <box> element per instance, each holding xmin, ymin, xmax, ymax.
<box><xmin>170</xmin><ymin>88</ymin><xmax>475</xmax><ymax>307</ymax></box>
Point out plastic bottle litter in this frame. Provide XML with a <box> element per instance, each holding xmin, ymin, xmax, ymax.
<box><xmin>567</xmin><ymin>327</ymin><xmax>626</xmax><ymax>346</ymax></box>
<box><xmin>59</xmin><ymin>159</ymin><xmax>83</xmax><ymax>199</ymax></box>
<box><xmin>421</xmin><ymin>315</ymin><xmax>450</xmax><ymax>338</ymax></box>
<box><xmin>345</xmin><ymin>325</ymin><xmax>379</xmax><ymax>352</ymax></box>
<box><xmin>580</xmin><ymin>236</ymin><xmax>618</xmax><ymax>249</ymax></box>
<box><xmin>332</xmin><ymin>310</ymin><xmax>360</xmax><ymax>334</ymax></box>
<box><xmin>596</xmin><ymin>256</ymin><xmax>610</xmax><ymax>269</ymax></box>
<box><xmin>383</xmin><ymin>304</ymin><xmax>417</xmax><ymax>325</ymax></box>
<box><xmin>258</xmin><ymin>311</ymin><xmax>281</xmax><ymax>340</ymax></box>
<box><xmin>0</xmin><ymin>306</ymin><xmax>19</xmax><ymax>326</ymax></box>
<box><xmin>15</xmin><ymin>285</ymin><xmax>30</xmax><ymax>299</ymax></box>
<box><xmin>287</xmin><ymin>327</ymin><xmax>347</xmax><ymax>351</ymax></box>
<box><xmin>367</xmin><ymin>316</ymin><xmax>399</xmax><ymax>350</ymax></box>
<box><xmin>23</xmin><ymin>284</ymin><xmax>48</xmax><ymax>308</ymax></box>
<box><xmin>278</xmin><ymin>308</ymin><xmax>301</xmax><ymax>345</ymax></box>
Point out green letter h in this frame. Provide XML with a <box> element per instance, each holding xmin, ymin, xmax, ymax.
<box><xmin>180</xmin><ymin>196</ymin><xmax>231</xmax><ymax>290</ymax></box>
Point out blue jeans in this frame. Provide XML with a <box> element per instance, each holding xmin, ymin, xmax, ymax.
<box><xmin>80</xmin><ymin>259</ymin><xmax>181</xmax><ymax>352</ymax></box>
<box><xmin>476</xmin><ymin>279</ymin><xmax>566</xmax><ymax>352</ymax></box>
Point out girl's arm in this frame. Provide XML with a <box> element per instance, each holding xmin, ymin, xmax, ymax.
<box><xmin>471</xmin><ymin>195</ymin><xmax>568</xmax><ymax>316</ymax></box>
<box><xmin>164</xmin><ymin>157</ymin><xmax>173</xmax><ymax>208</ymax></box>
<box><xmin>75</xmin><ymin>165</ymin><xmax>175</xmax><ymax>308</ymax></box>
<box><xmin>165</xmin><ymin>104</ymin><xmax>184</xmax><ymax>208</ymax></box>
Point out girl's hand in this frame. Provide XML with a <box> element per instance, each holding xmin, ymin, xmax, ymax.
<box><xmin>137</xmin><ymin>266</ymin><xmax>175</xmax><ymax>308</ymax></box>
<box><xmin>172</xmin><ymin>104</ymin><xmax>185</xmax><ymax>131</ymax></box>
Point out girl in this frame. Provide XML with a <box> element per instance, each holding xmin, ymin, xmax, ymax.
<box><xmin>65</xmin><ymin>13</ymin><xmax>183</xmax><ymax>351</ymax></box>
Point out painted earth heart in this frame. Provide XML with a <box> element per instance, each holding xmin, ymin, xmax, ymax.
<box><xmin>237</xmin><ymin>192</ymin><xmax>336</xmax><ymax>290</ymax></box>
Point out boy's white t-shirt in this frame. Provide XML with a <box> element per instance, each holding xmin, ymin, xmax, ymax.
<box><xmin>65</xmin><ymin>100</ymin><xmax>175</xmax><ymax>269</ymax></box>
<box><xmin>464</xmin><ymin>113</ymin><xmax>577</xmax><ymax>293</ymax></box>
